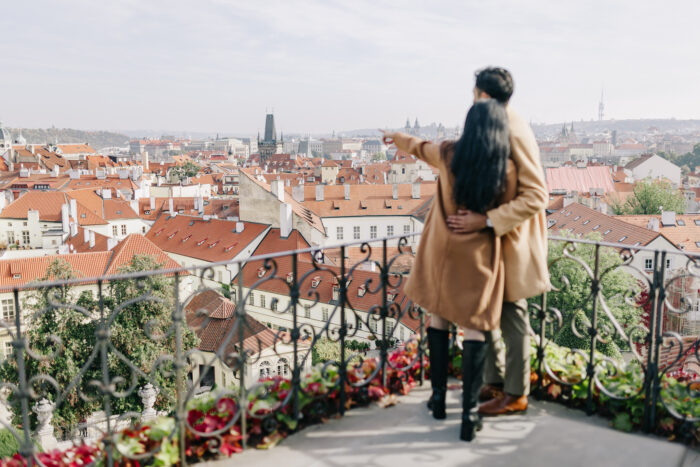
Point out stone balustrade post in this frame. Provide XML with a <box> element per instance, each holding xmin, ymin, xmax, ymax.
<box><xmin>138</xmin><ymin>383</ymin><xmax>159</xmax><ymax>422</ymax></box>
<box><xmin>32</xmin><ymin>398</ymin><xmax>57</xmax><ymax>450</ymax></box>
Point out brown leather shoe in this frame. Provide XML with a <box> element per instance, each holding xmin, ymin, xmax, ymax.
<box><xmin>478</xmin><ymin>384</ymin><xmax>504</xmax><ymax>402</ymax></box>
<box><xmin>478</xmin><ymin>394</ymin><xmax>528</xmax><ymax>416</ymax></box>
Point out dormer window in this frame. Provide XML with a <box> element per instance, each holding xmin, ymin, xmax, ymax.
<box><xmin>182</xmin><ymin>235</ymin><xmax>191</xmax><ymax>243</ymax></box>
<box><xmin>387</xmin><ymin>293</ymin><xmax>396</xmax><ymax>302</ymax></box>
<box><xmin>208</xmin><ymin>241</ymin><xmax>218</xmax><ymax>248</ymax></box>
<box><xmin>574</xmin><ymin>216</ymin><xmax>581</xmax><ymax>221</ymax></box>
<box><xmin>603</xmin><ymin>229</ymin><xmax>611</xmax><ymax>235</ymax></box>
<box><xmin>257</xmin><ymin>267</ymin><xmax>267</xmax><ymax>278</ymax></box>
<box><xmin>81</xmin><ymin>213</ymin><xmax>86</xmax><ymax>218</ymax></box>
<box><xmin>196</xmin><ymin>238</ymin><xmax>207</xmax><ymax>246</ymax></box>
<box><xmin>12</xmin><ymin>274</ymin><xmax>21</xmax><ymax>279</ymax></box>
<box><xmin>357</xmin><ymin>285</ymin><xmax>366</xmax><ymax>297</ymax></box>
<box><xmin>168</xmin><ymin>230</ymin><xmax>179</xmax><ymax>239</ymax></box>
<box><xmin>144</xmin><ymin>210</ymin><xmax>151</xmax><ymax>215</ymax></box>
<box><xmin>224</xmin><ymin>243</ymin><xmax>237</xmax><ymax>252</ymax></box>
<box><xmin>286</xmin><ymin>272</ymin><xmax>294</xmax><ymax>284</ymax></box>
<box><xmin>116</xmin><ymin>210</ymin><xmax>122</xmax><ymax>215</ymax></box>
<box><xmin>592</xmin><ymin>225</ymin><xmax>600</xmax><ymax>230</ymax></box>
<box><xmin>311</xmin><ymin>276</ymin><xmax>321</xmax><ymax>288</ymax></box>
<box><xmin>154</xmin><ymin>228</ymin><xmax>164</xmax><ymax>236</ymax></box>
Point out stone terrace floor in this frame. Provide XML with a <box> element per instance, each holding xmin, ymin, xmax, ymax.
<box><xmin>201</xmin><ymin>383</ymin><xmax>699</xmax><ymax>467</ymax></box>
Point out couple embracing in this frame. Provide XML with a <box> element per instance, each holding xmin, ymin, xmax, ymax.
<box><xmin>381</xmin><ymin>67</ymin><xmax>549</xmax><ymax>442</ymax></box>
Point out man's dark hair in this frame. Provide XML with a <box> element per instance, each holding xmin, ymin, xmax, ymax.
<box><xmin>474</xmin><ymin>67</ymin><xmax>514</xmax><ymax>103</ymax></box>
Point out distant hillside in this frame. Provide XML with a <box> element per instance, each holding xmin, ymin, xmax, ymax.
<box><xmin>532</xmin><ymin>119</ymin><xmax>700</xmax><ymax>139</ymax></box>
<box><xmin>8</xmin><ymin>128</ymin><xmax>130</xmax><ymax>150</ymax></box>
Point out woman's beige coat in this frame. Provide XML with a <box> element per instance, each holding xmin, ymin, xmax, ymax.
<box><xmin>395</xmin><ymin>134</ymin><xmax>517</xmax><ymax>331</ymax></box>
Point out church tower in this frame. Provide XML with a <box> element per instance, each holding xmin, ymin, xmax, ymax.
<box><xmin>259</xmin><ymin>113</ymin><xmax>283</xmax><ymax>162</ymax></box>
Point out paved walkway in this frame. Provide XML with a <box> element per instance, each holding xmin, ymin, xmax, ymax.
<box><xmin>201</xmin><ymin>384</ymin><xmax>698</xmax><ymax>467</ymax></box>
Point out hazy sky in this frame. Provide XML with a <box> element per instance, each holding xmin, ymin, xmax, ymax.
<box><xmin>1</xmin><ymin>0</ymin><xmax>698</xmax><ymax>135</ymax></box>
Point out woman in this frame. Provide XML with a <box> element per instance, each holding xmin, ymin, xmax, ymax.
<box><xmin>381</xmin><ymin>98</ymin><xmax>516</xmax><ymax>442</ymax></box>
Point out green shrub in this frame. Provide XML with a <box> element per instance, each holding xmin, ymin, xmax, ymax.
<box><xmin>0</xmin><ymin>428</ymin><xmax>20</xmax><ymax>458</ymax></box>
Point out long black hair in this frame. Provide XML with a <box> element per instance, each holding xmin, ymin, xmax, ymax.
<box><xmin>450</xmin><ymin>99</ymin><xmax>510</xmax><ymax>213</ymax></box>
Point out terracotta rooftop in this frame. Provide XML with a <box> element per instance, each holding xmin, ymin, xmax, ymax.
<box><xmin>0</xmin><ymin>191</ymin><xmax>107</xmax><ymax>225</ymax></box>
<box><xmin>185</xmin><ymin>290</ymin><xmax>281</xmax><ymax>357</ymax></box>
<box><xmin>545</xmin><ymin>166</ymin><xmax>616</xmax><ymax>194</ymax></box>
<box><xmin>614</xmin><ymin>214</ymin><xmax>700</xmax><ymax>253</ymax></box>
<box><xmin>0</xmin><ymin>234</ymin><xmax>178</xmax><ymax>288</ymax></box>
<box><xmin>145</xmin><ymin>214</ymin><xmax>269</xmax><ymax>262</ymax></box>
<box><xmin>285</xmin><ymin>183</ymin><xmax>437</xmax><ymax>218</ymax></box>
<box><xmin>547</xmin><ymin>202</ymin><xmax>665</xmax><ymax>248</ymax></box>
<box><xmin>56</xmin><ymin>144</ymin><xmax>96</xmax><ymax>154</ymax></box>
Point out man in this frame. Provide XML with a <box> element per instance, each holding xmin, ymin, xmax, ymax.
<box><xmin>446</xmin><ymin>67</ymin><xmax>549</xmax><ymax>415</ymax></box>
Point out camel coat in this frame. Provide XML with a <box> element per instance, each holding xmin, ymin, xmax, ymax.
<box><xmin>487</xmin><ymin>107</ymin><xmax>550</xmax><ymax>302</ymax></box>
<box><xmin>396</xmin><ymin>134</ymin><xmax>517</xmax><ymax>331</ymax></box>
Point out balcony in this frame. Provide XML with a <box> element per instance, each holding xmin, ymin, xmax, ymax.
<box><xmin>0</xmin><ymin>234</ymin><xmax>697</xmax><ymax>465</ymax></box>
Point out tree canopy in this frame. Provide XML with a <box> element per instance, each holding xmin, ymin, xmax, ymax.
<box><xmin>609</xmin><ymin>178</ymin><xmax>685</xmax><ymax>215</ymax></box>
<box><xmin>0</xmin><ymin>256</ymin><xmax>198</xmax><ymax>435</ymax></box>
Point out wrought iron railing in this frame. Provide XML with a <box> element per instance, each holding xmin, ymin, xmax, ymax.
<box><xmin>0</xmin><ymin>234</ymin><xmax>697</xmax><ymax>465</ymax></box>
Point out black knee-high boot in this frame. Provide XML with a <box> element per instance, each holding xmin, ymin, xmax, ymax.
<box><xmin>426</xmin><ymin>327</ymin><xmax>449</xmax><ymax>419</ymax></box>
<box><xmin>460</xmin><ymin>340</ymin><xmax>487</xmax><ymax>441</ymax></box>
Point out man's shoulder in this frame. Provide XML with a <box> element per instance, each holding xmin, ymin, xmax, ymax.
<box><xmin>505</xmin><ymin>106</ymin><xmax>529</xmax><ymax>134</ymax></box>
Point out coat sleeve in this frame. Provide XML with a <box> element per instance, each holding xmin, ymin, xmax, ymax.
<box><xmin>392</xmin><ymin>132</ymin><xmax>442</xmax><ymax>168</ymax></box>
<box><xmin>486</xmin><ymin>116</ymin><xmax>548</xmax><ymax>237</ymax></box>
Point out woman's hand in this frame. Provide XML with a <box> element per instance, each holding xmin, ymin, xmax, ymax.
<box><xmin>446</xmin><ymin>210</ymin><xmax>488</xmax><ymax>233</ymax></box>
<box><xmin>379</xmin><ymin>129</ymin><xmax>399</xmax><ymax>146</ymax></box>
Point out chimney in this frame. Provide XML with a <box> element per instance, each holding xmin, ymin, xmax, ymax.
<box><xmin>61</xmin><ymin>204</ymin><xmax>70</xmax><ymax>234</ymax></box>
<box><xmin>392</xmin><ymin>184</ymin><xmax>399</xmax><ymax>200</ymax></box>
<box><xmin>647</xmin><ymin>218</ymin><xmax>660</xmax><ymax>232</ymax></box>
<box><xmin>660</xmin><ymin>211</ymin><xmax>676</xmax><ymax>227</ymax></box>
<box><xmin>107</xmin><ymin>238</ymin><xmax>117</xmax><ymax>250</ymax></box>
<box><xmin>69</xmin><ymin>199</ymin><xmax>78</xmax><ymax>222</ymax></box>
<box><xmin>411</xmin><ymin>182</ymin><xmax>421</xmax><ymax>199</ymax></box>
<box><xmin>102</xmin><ymin>189</ymin><xmax>112</xmax><ymax>199</ymax></box>
<box><xmin>150</xmin><ymin>196</ymin><xmax>156</xmax><ymax>210</ymax></box>
<box><xmin>169</xmin><ymin>198</ymin><xmax>174</xmax><ymax>216</ymax></box>
<box><xmin>89</xmin><ymin>230</ymin><xmax>95</xmax><ymax>249</ymax></box>
<box><xmin>280</xmin><ymin>203</ymin><xmax>292</xmax><ymax>238</ymax></box>
<box><xmin>83</xmin><ymin>228</ymin><xmax>90</xmax><ymax>243</ymax></box>
<box><xmin>52</xmin><ymin>165</ymin><xmax>59</xmax><ymax>177</ymax></box>
<box><xmin>70</xmin><ymin>221</ymin><xmax>78</xmax><ymax>238</ymax></box>
<box><xmin>235</xmin><ymin>221</ymin><xmax>245</xmax><ymax>233</ymax></box>
<box><xmin>315</xmin><ymin>184</ymin><xmax>324</xmax><ymax>201</ymax></box>
<box><xmin>344</xmin><ymin>184</ymin><xmax>350</xmax><ymax>200</ymax></box>
<box><xmin>198</xmin><ymin>196</ymin><xmax>204</xmax><ymax>214</ymax></box>
<box><xmin>141</xmin><ymin>150</ymin><xmax>149</xmax><ymax>171</ymax></box>
<box><xmin>292</xmin><ymin>185</ymin><xmax>305</xmax><ymax>203</ymax></box>
<box><xmin>271</xmin><ymin>180</ymin><xmax>285</xmax><ymax>202</ymax></box>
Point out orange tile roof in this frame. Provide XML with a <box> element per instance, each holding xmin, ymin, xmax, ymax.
<box><xmin>103</xmin><ymin>199</ymin><xmax>139</xmax><ymax>220</ymax></box>
<box><xmin>614</xmin><ymin>214</ymin><xmax>700</xmax><ymax>252</ymax></box>
<box><xmin>0</xmin><ymin>191</ymin><xmax>107</xmax><ymax>225</ymax></box>
<box><xmin>56</xmin><ymin>144</ymin><xmax>96</xmax><ymax>154</ymax></box>
<box><xmin>145</xmin><ymin>214</ymin><xmax>269</xmax><ymax>262</ymax></box>
<box><xmin>66</xmin><ymin>227</ymin><xmax>110</xmax><ymax>253</ymax></box>
<box><xmin>104</xmin><ymin>234</ymin><xmax>181</xmax><ymax>275</ymax></box>
<box><xmin>64</xmin><ymin>176</ymin><xmax>139</xmax><ymax>191</ymax></box>
<box><xmin>0</xmin><ymin>252</ymin><xmax>111</xmax><ymax>287</ymax></box>
<box><xmin>285</xmin><ymin>183</ymin><xmax>436</xmax><ymax>217</ymax></box>
<box><xmin>547</xmin><ymin>202</ymin><xmax>662</xmax><ymax>247</ymax></box>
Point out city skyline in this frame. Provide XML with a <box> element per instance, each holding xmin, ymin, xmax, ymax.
<box><xmin>1</xmin><ymin>1</ymin><xmax>699</xmax><ymax>134</ymax></box>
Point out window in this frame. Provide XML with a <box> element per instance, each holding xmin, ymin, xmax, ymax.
<box><xmin>695</xmin><ymin>220</ymin><xmax>700</xmax><ymax>226</ymax></box>
<box><xmin>370</xmin><ymin>225</ymin><xmax>377</xmax><ymax>239</ymax></box>
<box><xmin>666</xmin><ymin>259</ymin><xmax>671</xmax><ymax>269</ymax></box>
<box><xmin>142</xmin><ymin>226</ymin><xmax>146</xmax><ymax>233</ymax></box>
<box><xmin>249</xmin><ymin>293</ymin><xmax>255</xmax><ymax>305</ymax></box>
<box><xmin>582</xmin><ymin>220</ymin><xmax>590</xmax><ymax>225</ymax></box>
<box><xmin>603</xmin><ymin>229</ymin><xmax>611</xmax><ymax>235</ymax></box>
<box><xmin>260</xmin><ymin>295</ymin><xmax>266</xmax><ymax>308</ymax></box>
<box><xmin>2</xmin><ymin>299</ymin><xmax>14</xmax><ymax>322</ymax></box>
<box><xmin>21</xmin><ymin>231</ymin><xmax>29</xmax><ymax>244</ymax></box>
<box><xmin>677</xmin><ymin>220</ymin><xmax>686</xmax><ymax>226</ymax></box>
<box><xmin>592</xmin><ymin>225</ymin><xmax>600</xmax><ymax>230</ymax></box>
<box><xmin>404</xmin><ymin>225</ymin><xmax>410</xmax><ymax>235</ymax></box>
<box><xmin>112</xmin><ymin>225</ymin><xmax>118</xmax><ymax>236</ymax></box>
<box><xmin>618</xmin><ymin>236</ymin><xmax>627</xmax><ymax>242</ymax></box>
<box><xmin>304</xmin><ymin>305</ymin><xmax>311</xmax><ymax>319</ymax></box>
<box><xmin>23</xmin><ymin>222</ymin><xmax>27</xmax><ymax>227</ymax></box>
<box><xmin>322</xmin><ymin>308</ymin><xmax>329</xmax><ymax>321</ymax></box>
<box><xmin>353</xmin><ymin>226</ymin><xmax>360</xmax><ymax>240</ymax></box>
<box><xmin>370</xmin><ymin>317</ymin><xmax>378</xmax><ymax>333</ymax></box>
<box><xmin>387</xmin><ymin>225</ymin><xmax>394</xmax><ymax>236</ymax></box>
<box><xmin>336</xmin><ymin>226</ymin><xmax>344</xmax><ymax>240</ymax></box>
<box><xmin>573</xmin><ymin>216</ymin><xmax>581</xmax><ymax>221</ymax></box>
<box><xmin>644</xmin><ymin>258</ymin><xmax>653</xmax><ymax>270</ymax></box>
<box><xmin>386</xmin><ymin>320</ymin><xmax>394</xmax><ymax>335</ymax></box>
<box><xmin>259</xmin><ymin>361</ymin><xmax>271</xmax><ymax>378</ymax></box>
<box><xmin>121</xmin><ymin>225</ymin><xmax>127</xmax><ymax>235</ymax></box>
<box><xmin>696</xmin><ymin>242</ymin><xmax>700</xmax><ymax>248</ymax></box>
<box><xmin>271</xmin><ymin>299</ymin><xmax>277</xmax><ymax>311</ymax></box>
<box><xmin>7</xmin><ymin>232</ymin><xmax>14</xmax><ymax>244</ymax></box>
<box><xmin>400</xmin><ymin>326</ymin><xmax>405</xmax><ymax>340</ymax></box>
<box><xmin>3</xmin><ymin>341</ymin><xmax>12</xmax><ymax>360</ymax></box>
<box><xmin>277</xmin><ymin>358</ymin><xmax>289</xmax><ymax>376</ymax></box>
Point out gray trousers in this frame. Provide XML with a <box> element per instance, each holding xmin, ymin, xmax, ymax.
<box><xmin>484</xmin><ymin>299</ymin><xmax>530</xmax><ymax>396</ymax></box>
